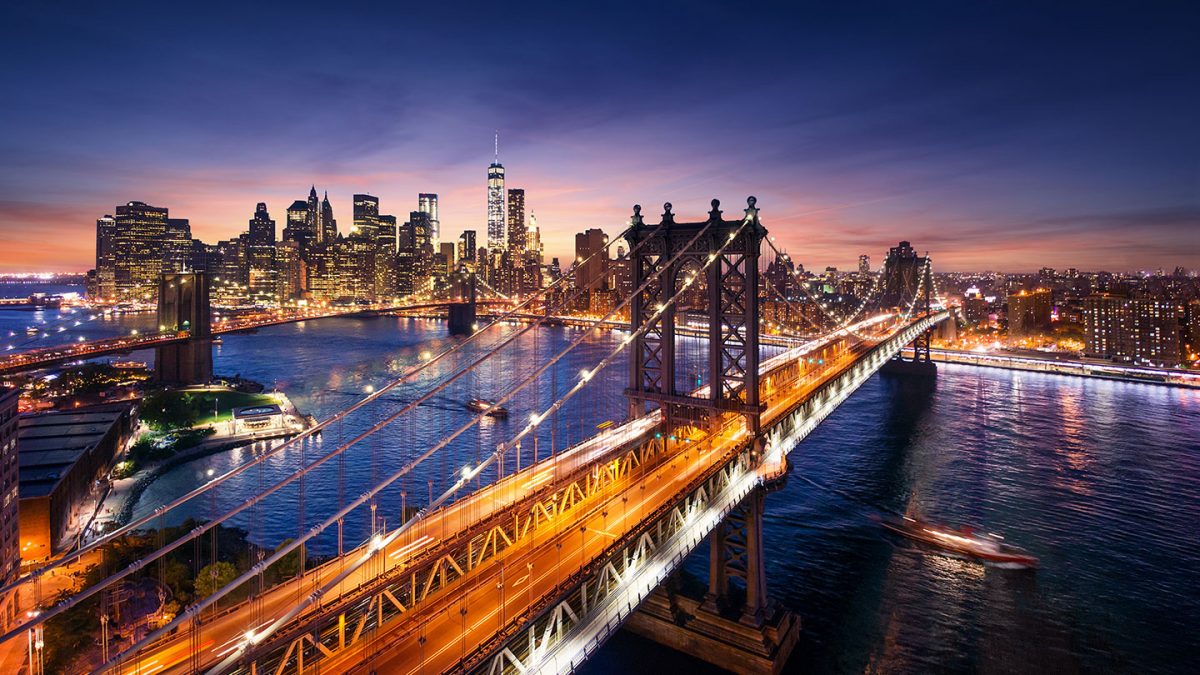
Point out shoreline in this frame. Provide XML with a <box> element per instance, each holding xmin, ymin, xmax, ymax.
<box><xmin>924</xmin><ymin>348</ymin><xmax>1200</xmax><ymax>389</ymax></box>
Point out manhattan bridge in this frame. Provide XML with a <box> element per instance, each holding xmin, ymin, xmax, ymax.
<box><xmin>1</xmin><ymin>197</ymin><xmax>948</xmax><ymax>674</ymax></box>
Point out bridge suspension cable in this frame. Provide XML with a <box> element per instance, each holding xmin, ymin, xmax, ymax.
<box><xmin>0</xmin><ymin>219</ymin><xmax>652</xmax><ymax>641</ymax></box>
<box><xmin>202</xmin><ymin>210</ymin><xmax>750</xmax><ymax>673</ymax></box>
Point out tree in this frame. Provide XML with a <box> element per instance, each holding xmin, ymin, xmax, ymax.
<box><xmin>194</xmin><ymin>561</ymin><xmax>238</xmax><ymax>599</ymax></box>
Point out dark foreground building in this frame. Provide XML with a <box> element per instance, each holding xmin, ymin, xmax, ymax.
<box><xmin>17</xmin><ymin>403</ymin><xmax>134</xmax><ymax>560</ymax></box>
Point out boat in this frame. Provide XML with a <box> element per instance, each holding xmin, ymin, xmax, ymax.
<box><xmin>212</xmin><ymin>337</ymin><xmax>224</xmax><ymax>345</ymax></box>
<box><xmin>24</xmin><ymin>326</ymin><xmax>39</xmax><ymax>335</ymax></box>
<box><xmin>875</xmin><ymin>514</ymin><xmax>1038</xmax><ymax>568</ymax></box>
<box><xmin>467</xmin><ymin>398</ymin><xmax>508</xmax><ymax>418</ymax></box>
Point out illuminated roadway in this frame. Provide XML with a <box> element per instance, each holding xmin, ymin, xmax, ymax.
<box><xmin>107</xmin><ymin>313</ymin><xmax>922</xmax><ymax>675</ymax></box>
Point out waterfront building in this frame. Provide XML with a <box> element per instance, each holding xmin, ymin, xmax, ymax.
<box><xmin>18</xmin><ymin>404</ymin><xmax>135</xmax><ymax>561</ymax></box>
<box><xmin>212</xmin><ymin>236</ymin><xmax>249</xmax><ymax>305</ymax></box>
<box><xmin>0</xmin><ymin>387</ymin><xmax>18</xmax><ymax>631</ymax></box>
<box><xmin>419</xmin><ymin>193</ymin><xmax>440</xmax><ymax>248</ymax></box>
<box><xmin>1186</xmin><ymin>300</ymin><xmax>1200</xmax><ymax>362</ymax></box>
<box><xmin>246</xmin><ymin>203</ymin><xmax>277</xmax><ymax>304</ymax></box>
<box><xmin>1083</xmin><ymin>294</ymin><xmax>1181</xmax><ymax>367</ymax></box>
<box><xmin>1008</xmin><ymin>288</ymin><xmax>1052</xmax><ymax>336</ymax></box>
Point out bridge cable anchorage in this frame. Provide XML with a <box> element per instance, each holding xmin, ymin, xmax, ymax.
<box><xmin>76</xmin><ymin>218</ymin><xmax>672</xmax><ymax>669</ymax></box>
<box><xmin>201</xmin><ymin>209</ymin><xmax>751</xmax><ymax>673</ymax></box>
<box><xmin>0</xmin><ymin>220</ymin><xmax>662</xmax><ymax>645</ymax></box>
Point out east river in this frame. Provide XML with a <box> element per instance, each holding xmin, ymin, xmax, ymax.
<box><xmin>3</xmin><ymin>293</ymin><xmax>1198</xmax><ymax>674</ymax></box>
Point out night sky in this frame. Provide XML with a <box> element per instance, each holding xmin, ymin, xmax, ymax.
<box><xmin>1</xmin><ymin>1</ymin><xmax>1197</xmax><ymax>273</ymax></box>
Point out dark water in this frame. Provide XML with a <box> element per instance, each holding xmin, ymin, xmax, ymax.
<box><xmin>5</xmin><ymin>292</ymin><xmax>1198</xmax><ymax>673</ymax></box>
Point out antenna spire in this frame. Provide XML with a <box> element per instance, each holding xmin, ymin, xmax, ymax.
<box><xmin>494</xmin><ymin>130</ymin><xmax>499</xmax><ymax>163</ymax></box>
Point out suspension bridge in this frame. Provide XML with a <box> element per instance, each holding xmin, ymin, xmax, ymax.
<box><xmin>0</xmin><ymin>197</ymin><xmax>948</xmax><ymax>675</ymax></box>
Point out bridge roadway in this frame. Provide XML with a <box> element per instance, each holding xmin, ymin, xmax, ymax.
<box><xmin>105</xmin><ymin>313</ymin><xmax>925</xmax><ymax>675</ymax></box>
<box><xmin>0</xmin><ymin>301</ymin><xmax>507</xmax><ymax>375</ymax></box>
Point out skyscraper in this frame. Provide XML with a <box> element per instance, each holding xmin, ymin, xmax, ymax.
<box><xmin>113</xmin><ymin>200</ymin><xmax>169</xmax><ymax>301</ymax></box>
<box><xmin>353</xmin><ymin>194</ymin><xmax>380</xmax><ymax>239</ymax></box>
<box><xmin>459</xmin><ymin>230</ymin><xmax>477</xmax><ymax>265</ymax></box>
<box><xmin>487</xmin><ymin>136</ymin><xmax>506</xmax><ymax>254</ymax></box>
<box><xmin>506</xmin><ymin>189</ymin><xmax>526</xmax><ymax>253</ymax></box>
<box><xmin>94</xmin><ymin>215</ymin><xmax>118</xmax><ymax>300</ymax></box>
<box><xmin>246</xmin><ymin>203</ymin><xmax>277</xmax><ymax>303</ymax></box>
<box><xmin>284</xmin><ymin>200</ymin><xmax>313</xmax><ymax>247</ymax></box>
<box><xmin>306</xmin><ymin>186</ymin><xmax>320</xmax><ymax>243</ymax></box>
<box><xmin>574</xmin><ymin>228</ymin><xmax>609</xmax><ymax>292</ymax></box>
<box><xmin>419</xmin><ymin>193</ymin><xmax>440</xmax><ymax>248</ymax></box>
<box><xmin>858</xmin><ymin>254</ymin><xmax>871</xmax><ymax>274</ymax></box>
<box><xmin>320</xmin><ymin>192</ymin><xmax>337</xmax><ymax>243</ymax></box>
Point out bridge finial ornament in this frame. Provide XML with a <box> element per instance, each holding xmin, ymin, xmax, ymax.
<box><xmin>631</xmin><ymin>204</ymin><xmax>643</xmax><ymax>227</ymax></box>
<box><xmin>662</xmin><ymin>202</ymin><xmax>675</xmax><ymax>224</ymax></box>
<box><xmin>709</xmin><ymin>198</ymin><xmax>722</xmax><ymax>220</ymax></box>
<box><xmin>744</xmin><ymin>195</ymin><xmax>759</xmax><ymax>222</ymax></box>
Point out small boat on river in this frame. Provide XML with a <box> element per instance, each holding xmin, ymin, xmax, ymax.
<box><xmin>467</xmin><ymin>398</ymin><xmax>508</xmax><ymax>418</ymax></box>
<box><xmin>876</xmin><ymin>514</ymin><xmax>1038</xmax><ymax>568</ymax></box>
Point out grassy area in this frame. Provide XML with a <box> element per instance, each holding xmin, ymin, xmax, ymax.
<box><xmin>140</xmin><ymin>388</ymin><xmax>279</xmax><ymax>430</ymax></box>
<box><xmin>188</xmin><ymin>389</ymin><xmax>279</xmax><ymax>426</ymax></box>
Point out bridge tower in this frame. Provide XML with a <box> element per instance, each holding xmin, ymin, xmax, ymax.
<box><xmin>154</xmin><ymin>271</ymin><xmax>213</xmax><ymax>385</ymax></box>
<box><xmin>626</xmin><ymin>197</ymin><xmax>765</xmax><ymax>430</ymax></box>
<box><xmin>447</xmin><ymin>265</ymin><xmax>477</xmax><ymax>335</ymax></box>
<box><xmin>624</xmin><ymin>198</ymin><xmax>798</xmax><ymax>673</ymax></box>
<box><xmin>881</xmin><ymin>246</ymin><xmax>937</xmax><ymax>375</ymax></box>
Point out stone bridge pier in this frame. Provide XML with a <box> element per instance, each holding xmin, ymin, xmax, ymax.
<box><xmin>154</xmin><ymin>271</ymin><xmax>213</xmax><ymax>385</ymax></box>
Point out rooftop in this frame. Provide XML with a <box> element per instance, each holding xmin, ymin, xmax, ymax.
<box><xmin>17</xmin><ymin>404</ymin><xmax>131</xmax><ymax>499</ymax></box>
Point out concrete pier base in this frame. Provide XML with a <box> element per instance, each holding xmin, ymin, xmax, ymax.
<box><xmin>879</xmin><ymin>357</ymin><xmax>937</xmax><ymax>377</ymax></box>
<box><xmin>625</xmin><ymin>589</ymin><xmax>800</xmax><ymax>674</ymax></box>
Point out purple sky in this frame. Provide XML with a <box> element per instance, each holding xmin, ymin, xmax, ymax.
<box><xmin>1</xmin><ymin>1</ymin><xmax>1197</xmax><ymax>273</ymax></box>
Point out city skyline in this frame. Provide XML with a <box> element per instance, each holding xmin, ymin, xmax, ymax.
<box><xmin>2</xmin><ymin>2</ymin><xmax>1198</xmax><ymax>274</ymax></box>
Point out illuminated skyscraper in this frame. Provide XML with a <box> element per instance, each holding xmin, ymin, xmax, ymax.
<box><xmin>419</xmin><ymin>193</ymin><xmax>439</xmax><ymax>248</ymax></box>
<box><xmin>506</xmin><ymin>189</ymin><xmax>526</xmax><ymax>253</ymax></box>
<box><xmin>459</xmin><ymin>230</ymin><xmax>477</xmax><ymax>265</ymax></box>
<box><xmin>94</xmin><ymin>214</ymin><xmax>118</xmax><ymax>300</ymax></box>
<box><xmin>1084</xmin><ymin>294</ymin><xmax>1181</xmax><ymax>366</ymax></box>
<box><xmin>487</xmin><ymin>135</ymin><xmax>506</xmax><ymax>254</ymax></box>
<box><xmin>306</xmin><ymin>186</ymin><xmax>320</xmax><ymax>243</ymax></box>
<box><xmin>246</xmin><ymin>203</ymin><xmax>277</xmax><ymax>303</ymax></box>
<box><xmin>858</xmin><ymin>254</ymin><xmax>870</xmax><ymax>274</ymax></box>
<box><xmin>353</xmin><ymin>194</ymin><xmax>380</xmax><ymax>239</ymax></box>
<box><xmin>113</xmin><ymin>200</ymin><xmax>169</xmax><ymax>301</ymax></box>
<box><xmin>284</xmin><ymin>200</ymin><xmax>312</xmax><ymax>247</ymax></box>
<box><xmin>320</xmin><ymin>192</ymin><xmax>337</xmax><ymax>243</ymax></box>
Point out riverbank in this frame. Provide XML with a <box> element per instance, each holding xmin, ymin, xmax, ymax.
<box><xmin>923</xmin><ymin>348</ymin><xmax>1200</xmax><ymax>388</ymax></box>
<box><xmin>92</xmin><ymin>427</ymin><xmax>303</xmax><ymax>535</ymax></box>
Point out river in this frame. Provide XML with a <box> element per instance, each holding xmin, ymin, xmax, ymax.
<box><xmin>3</xmin><ymin>286</ymin><xmax>1196</xmax><ymax>674</ymax></box>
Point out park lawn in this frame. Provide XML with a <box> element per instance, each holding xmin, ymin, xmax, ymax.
<box><xmin>184</xmin><ymin>390</ymin><xmax>279</xmax><ymax>426</ymax></box>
